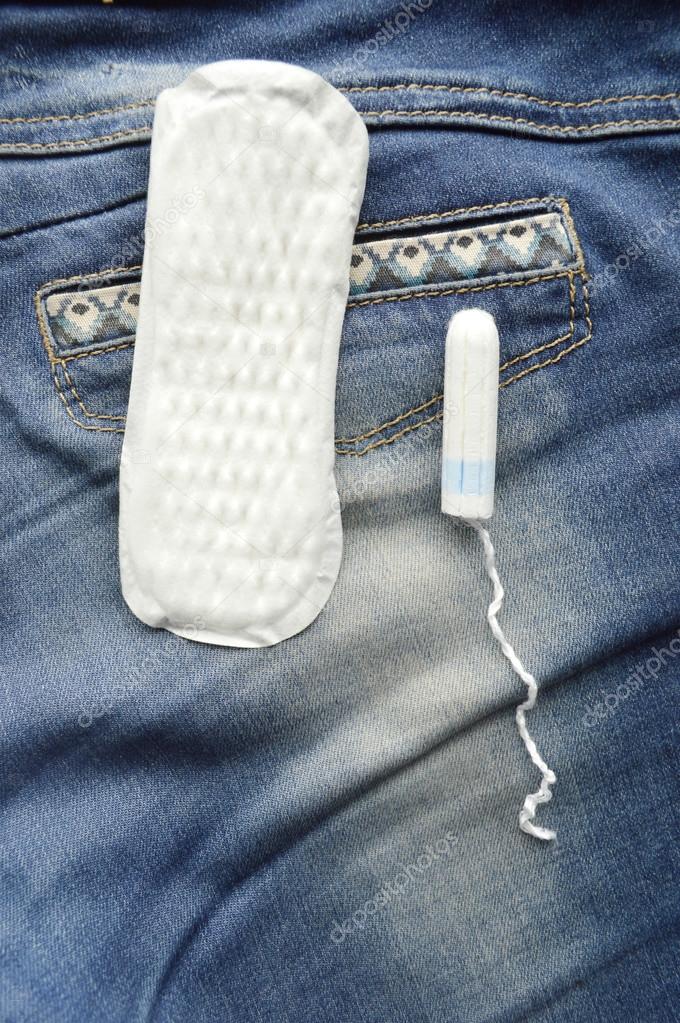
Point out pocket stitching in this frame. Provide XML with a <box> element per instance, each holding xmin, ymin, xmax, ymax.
<box><xmin>499</xmin><ymin>272</ymin><xmax>576</xmax><ymax>373</ymax></box>
<box><xmin>61</xmin><ymin>362</ymin><xmax>127</xmax><ymax>423</ymax></box>
<box><xmin>336</xmin><ymin>271</ymin><xmax>576</xmax><ymax>445</ymax></box>
<box><xmin>34</xmin><ymin>266</ymin><xmax>141</xmax><ymax>432</ymax></box>
<box><xmin>61</xmin><ymin>338</ymin><xmax>135</xmax><ymax>363</ymax></box>
<box><xmin>346</xmin><ymin>267</ymin><xmax>574</xmax><ymax>310</ymax></box>
<box><xmin>35</xmin><ymin>263</ymin><xmax>143</xmax><ymax>365</ymax></box>
<box><xmin>41</xmin><ymin>272</ymin><xmax>593</xmax><ymax>441</ymax></box>
<box><xmin>500</xmin><ymin>274</ymin><xmax>592</xmax><ymax>389</ymax></box>
<box><xmin>349</xmin><ymin>197</ymin><xmax>585</xmax><ymax>305</ymax></box>
<box><xmin>336</xmin><ymin>409</ymin><xmax>444</xmax><ymax>458</ymax></box>
<box><xmin>358</xmin><ymin>194</ymin><xmax>564</xmax><ymax>232</ymax></box>
<box><xmin>52</xmin><ymin>364</ymin><xmax>125</xmax><ymax>434</ymax></box>
<box><xmin>35</xmin><ymin>199</ymin><xmax>589</xmax><ymax>436</ymax></box>
<box><xmin>336</xmin><ymin>271</ymin><xmax>592</xmax><ymax>457</ymax></box>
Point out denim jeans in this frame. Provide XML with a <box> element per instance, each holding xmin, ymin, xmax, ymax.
<box><xmin>2</xmin><ymin>3</ymin><xmax>680</xmax><ymax>1021</ymax></box>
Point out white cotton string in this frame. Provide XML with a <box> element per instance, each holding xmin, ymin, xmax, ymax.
<box><xmin>464</xmin><ymin>518</ymin><xmax>556</xmax><ymax>841</ymax></box>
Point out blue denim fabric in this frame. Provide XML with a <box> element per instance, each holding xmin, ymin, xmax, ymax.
<box><xmin>2</xmin><ymin>3</ymin><xmax>680</xmax><ymax>1021</ymax></box>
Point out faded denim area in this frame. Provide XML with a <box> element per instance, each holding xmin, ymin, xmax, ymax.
<box><xmin>1</xmin><ymin>3</ymin><xmax>680</xmax><ymax>1022</ymax></box>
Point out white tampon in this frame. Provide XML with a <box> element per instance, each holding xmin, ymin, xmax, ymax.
<box><xmin>441</xmin><ymin>309</ymin><xmax>499</xmax><ymax>519</ymax></box>
<box><xmin>441</xmin><ymin>309</ymin><xmax>556</xmax><ymax>841</ymax></box>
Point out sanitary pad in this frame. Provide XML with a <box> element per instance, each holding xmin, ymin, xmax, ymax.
<box><xmin>119</xmin><ymin>61</ymin><xmax>368</xmax><ymax>646</ymax></box>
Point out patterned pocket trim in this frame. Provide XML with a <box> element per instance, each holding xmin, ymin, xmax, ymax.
<box><xmin>37</xmin><ymin>202</ymin><xmax>579</xmax><ymax>357</ymax></box>
<box><xmin>35</xmin><ymin>196</ymin><xmax>590</xmax><ymax>443</ymax></box>
<box><xmin>349</xmin><ymin>211</ymin><xmax>574</xmax><ymax>296</ymax></box>
<box><xmin>44</xmin><ymin>280</ymin><xmax>140</xmax><ymax>354</ymax></box>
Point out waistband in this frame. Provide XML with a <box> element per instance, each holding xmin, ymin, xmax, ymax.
<box><xmin>2</xmin><ymin>72</ymin><xmax>680</xmax><ymax>156</ymax></box>
<box><xmin>2</xmin><ymin>3</ymin><xmax>680</xmax><ymax>153</ymax></box>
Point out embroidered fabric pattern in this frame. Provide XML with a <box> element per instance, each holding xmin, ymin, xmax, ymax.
<box><xmin>41</xmin><ymin>211</ymin><xmax>575</xmax><ymax>350</ymax></box>
<box><xmin>350</xmin><ymin>212</ymin><xmax>573</xmax><ymax>295</ymax></box>
<box><xmin>44</xmin><ymin>283</ymin><xmax>140</xmax><ymax>352</ymax></box>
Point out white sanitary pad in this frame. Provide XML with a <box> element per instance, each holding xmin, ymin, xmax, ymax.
<box><xmin>119</xmin><ymin>60</ymin><xmax>368</xmax><ymax>647</ymax></box>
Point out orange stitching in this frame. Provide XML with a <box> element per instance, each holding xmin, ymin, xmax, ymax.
<box><xmin>52</xmin><ymin>366</ymin><xmax>125</xmax><ymax>434</ymax></box>
<box><xmin>499</xmin><ymin>272</ymin><xmax>576</xmax><ymax>372</ymax></box>
<box><xmin>0</xmin><ymin>99</ymin><xmax>154</xmax><ymax>125</ymax></box>
<box><xmin>34</xmin><ymin>266</ymin><xmax>142</xmax><ymax>433</ymax></box>
<box><xmin>8</xmin><ymin>87</ymin><xmax>678</xmax><ymax>126</ymax></box>
<box><xmin>339</xmin><ymin>84</ymin><xmax>680</xmax><ymax>109</ymax></box>
<box><xmin>357</xmin><ymin>195</ymin><xmax>554</xmax><ymax>232</ymax></box>
<box><xmin>337</xmin><ymin>272</ymin><xmax>591</xmax><ymax>456</ymax></box>
<box><xmin>62</xmin><ymin>339</ymin><xmax>135</xmax><ymax>363</ymax></box>
<box><xmin>336</xmin><ymin>410</ymin><xmax>443</xmax><ymax>457</ymax></box>
<box><xmin>336</xmin><ymin>393</ymin><xmax>443</xmax><ymax>445</ymax></box>
<box><xmin>61</xmin><ymin>363</ymin><xmax>127</xmax><ymax>422</ymax></box>
<box><xmin>361</xmin><ymin>109</ymin><xmax>680</xmax><ymax>133</ymax></box>
<box><xmin>35</xmin><ymin>264</ymin><xmax>143</xmax><ymax>365</ymax></box>
<box><xmin>0</xmin><ymin>128</ymin><xmax>151</xmax><ymax>152</ymax></box>
<box><xmin>347</xmin><ymin>269</ymin><xmax>572</xmax><ymax>310</ymax></box>
<box><xmin>500</xmin><ymin>278</ymin><xmax>592</xmax><ymax>388</ymax></box>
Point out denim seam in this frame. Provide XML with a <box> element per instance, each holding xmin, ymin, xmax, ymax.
<box><xmin>61</xmin><ymin>362</ymin><xmax>126</xmax><ymax>422</ymax></box>
<box><xmin>346</xmin><ymin>268</ymin><xmax>574</xmax><ymax>309</ymax></box>
<box><xmin>0</xmin><ymin>99</ymin><xmax>154</xmax><ymax>125</ymax></box>
<box><xmin>502</xmin><ymin>274</ymin><xmax>592</xmax><ymax>386</ymax></box>
<box><xmin>360</xmin><ymin>109</ymin><xmax>680</xmax><ymax>134</ymax></box>
<box><xmin>336</xmin><ymin>409</ymin><xmax>444</xmax><ymax>457</ymax></box>
<box><xmin>6</xmin><ymin>112</ymin><xmax>680</xmax><ymax>153</ymax></box>
<box><xmin>336</xmin><ymin>272</ymin><xmax>592</xmax><ymax>456</ymax></box>
<box><xmin>338</xmin><ymin>84</ymin><xmax>680</xmax><ymax>108</ymax></box>
<box><xmin>62</xmin><ymin>339</ymin><xmax>135</xmax><ymax>363</ymax></box>
<box><xmin>62</xmin><ymin>336</ymin><xmax>136</xmax><ymax>363</ymax></box>
<box><xmin>52</xmin><ymin>363</ymin><xmax>126</xmax><ymax>433</ymax></box>
<box><xmin>357</xmin><ymin>195</ymin><xmax>559</xmax><ymax>231</ymax></box>
<box><xmin>555</xmin><ymin>197</ymin><xmax>585</xmax><ymax>266</ymax></box>
<box><xmin>336</xmin><ymin>272</ymin><xmax>578</xmax><ymax>446</ymax></box>
<box><xmin>5</xmin><ymin>86</ymin><xmax>677</xmax><ymax>123</ymax></box>
<box><xmin>0</xmin><ymin>127</ymin><xmax>151</xmax><ymax>152</ymax></box>
<box><xmin>500</xmin><ymin>272</ymin><xmax>577</xmax><ymax>372</ymax></box>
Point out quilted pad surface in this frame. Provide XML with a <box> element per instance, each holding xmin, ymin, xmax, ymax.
<box><xmin>119</xmin><ymin>60</ymin><xmax>368</xmax><ymax>646</ymax></box>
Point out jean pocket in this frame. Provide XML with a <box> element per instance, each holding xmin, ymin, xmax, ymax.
<box><xmin>35</xmin><ymin>266</ymin><xmax>141</xmax><ymax>433</ymax></box>
<box><xmin>335</xmin><ymin>195</ymin><xmax>592</xmax><ymax>456</ymax></box>
<box><xmin>35</xmin><ymin>195</ymin><xmax>591</xmax><ymax>444</ymax></box>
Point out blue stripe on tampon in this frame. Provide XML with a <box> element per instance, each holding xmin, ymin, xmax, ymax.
<box><xmin>442</xmin><ymin>459</ymin><xmax>495</xmax><ymax>496</ymax></box>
